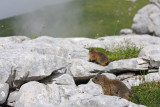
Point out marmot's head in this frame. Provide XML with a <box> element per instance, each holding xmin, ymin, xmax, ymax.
<box><xmin>92</xmin><ymin>74</ymin><xmax>106</xmax><ymax>85</ymax></box>
<box><xmin>89</xmin><ymin>48</ymin><xmax>97</xmax><ymax>53</ymax></box>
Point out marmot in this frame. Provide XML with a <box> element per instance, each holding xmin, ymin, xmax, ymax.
<box><xmin>92</xmin><ymin>74</ymin><xmax>139</xmax><ymax>103</ymax></box>
<box><xmin>89</xmin><ymin>48</ymin><xmax>110</xmax><ymax>66</ymax></box>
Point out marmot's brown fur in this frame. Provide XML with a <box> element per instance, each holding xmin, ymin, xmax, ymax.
<box><xmin>89</xmin><ymin>48</ymin><xmax>109</xmax><ymax>66</ymax></box>
<box><xmin>92</xmin><ymin>74</ymin><xmax>139</xmax><ymax>103</ymax></box>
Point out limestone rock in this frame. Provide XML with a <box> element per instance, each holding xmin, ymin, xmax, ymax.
<box><xmin>15</xmin><ymin>81</ymin><xmax>61</xmax><ymax>107</ymax></box>
<box><xmin>67</xmin><ymin>59</ymin><xmax>106</xmax><ymax>78</ymax></box>
<box><xmin>150</xmin><ymin>0</ymin><xmax>160</xmax><ymax>8</ymax></box>
<box><xmin>132</xmin><ymin>1</ymin><xmax>160</xmax><ymax>37</ymax></box>
<box><xmin>116</xmin><ymin>73</ymin><xmax>135</xmax><ymax>81</ymax></box>
<box><xmin>58</xmin><ymin>85</ymin><xmax>79</xmax><ymax>103</ymax></box>
<box><xmin>0</xmin><ymin>36</ymin><xmax>30</xmax><ymax>45</ymax></box>
<box><xmin>148</xmin><ymin>69</ymin><xmax>158</xmax><ymax>73</ymax></box>
<box><xmin>145</xmin><ymin>72</ymin><xmax>160</xmax><ymax>82</ymax></box>
<box><xmin>0</xmin><ymin>83</ymin><xmax>9</xmax><ymax>104</ymax></box>
<box><xmin>78</xmin><ymin>80</ymin><xmax>103</xmax><ymax>96</ymax></box>
<box><xmin>0</xmin><ymin>52</ymin><xmax>67</xmax><ymax>88</ymax></box>
<box><xmin>41</xmin><ymin>73</ymin><xmax>76</xmax><ymax>86</ymax></box>
<box><xmin>120</xmin><ymin>28</ymin><xmax>133</xmax><ymax>35</ymax></box>
<box><xmin>138</xmin><ymin>45</ymin><xmax>160</xmax><ymax>68</ymax></box>
<box><xmin>7</xmin><ymin>91</ymin><xmax>18</xmax><ymax>107</ymax></box>
<box><xmin>59</xmin><ymin>95</ymin><xmax>146</xmax><ymax>107</ymax></box>
<box><xmin>108</xmin><ymin>58</ymin><xmax>148</xmax><ymax>73</ymax></box>
<box><xmin>99</xmin><ymin>35</ymin><xmax>160</xmax><ymax>51</ymax></box>
<box><xmin>0</xmin><ymin>36</ymin><xmax>91</xmax><ymax>88</ymax></box>
<box><xmin>101</xmin><ymin>73</ymin><xmax>117</xmax><ymax>79</ymax></box>
<box><xmin>123</xmin><ymin>72</ymin><xmax>160</xmax><ymax>89</ymax></box>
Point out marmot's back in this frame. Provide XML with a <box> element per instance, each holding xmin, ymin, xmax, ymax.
<box><xmin>89</xmin><ymin>49</ymin><xmax>109</xmax><ymax>66</ymax></box>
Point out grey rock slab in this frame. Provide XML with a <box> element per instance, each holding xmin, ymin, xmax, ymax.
<box><xmin>123</xmin><ymin>72</ymin><xmax>160</xmax><ymax>89</ymax></box>
<box><xmin>7</xmin><ymin>91</ymin><xmax>18</xmax><ymax>107</ymax></box>
<box><xmin>0</xmin><ymin>83</ymin><xmax>9</xmax><ymax>104</ymax></box>
<box><xmin>15</xmin><ymin>81</ymin><xmax>61</xmax><ymax>107</ymax></box>
<box><xmin>58</xmin><ymin>85</ymin><xmax>79</xmax><ymax>102</ymax></box>
<box><xmin>66</xmin><ymin>59</ymin><xmax>106</xmax><ymax>79</ymax></box>
<box><xmin>19</xmin><ymin>36</ymin><xmax>89</xmax><ymax>60</ymax></box>
<box><xmin>13</xmin><ymin>78</ymin><xmax>147</xmax><ymax>107</ymax></box>
<box><xmin>78</xmin><ymin>80</ymin><xmax>103</xmax><ymax>96</ymax></box>
<box><xmin>145</xmin><ymin>72</ymin><xmax>160</xmax><ymax>82</ymax></box>
<box><xmin>138</xmin><ymin>45</ymin><xmax>160</xmax><ymax>68</ymax></box>
<box><xmin>150</xmin><ymin>0</ymin><xmax>160</xmax><ymax>7</ymax></box>
<box><xmin>122</xmin><ymin>76</ymin><xmax>142</xmax><ymax>89</ymax></box>
<box><xmin>0</xmin><ymin>37</ymin><xmax>70</xmax><ymax>88</ymax></box>
<box><xmin>99</xmin><ymin>35</ymin><xmax>160</xmax><ymax>51</ymax></box>
<box><xmin>56</xmin><ymin>35</ymin><xmax>160</xmax><ymax>52</ymax></box>
<box><xmin>101</xmin><ymin>73</ymin><xmax>117</xmax><ymax>79</ymax></box>
<box><xmin>0</xmin><ymin>36</ymin><xmax>30</xmax><ymax>45</ymax></box>
<box><xmin>27</xmin><ymin>36</ymin><xmax>89</xmax><ymax>60</ymax></box>
<box><xmin>108</xmin><ymin>58</ymin><xmax>148</xmax><ymax>73</ymax></box>
<box><xmin>116</xmin><ymin>73</ymin><xmax>135</xmax><ymax>81</ymax></box>
<box><xmin>132</xmin><ymin>3</ymin><xmax>160</xmax><ymax>37</ymax></box>
<box><xmin>2</xmin><ymin>52</ymin><xmax>67</xmax><ymax>88</ymax></box>
<box><xmin>148</xmin><ymin>69</ymin><xmax>158</xmax><ymax>73</ymax></box>
<box><xmin>61</xmin><ymin>37</ymin><xmax>105</xmax><ymax>49</ymax></box>
<box><xmin>59</xmin><ymin>94</ymin><xmax>146</xmax><ymax>107</ymax></box>
<box><xmin>120</xmin><ymin>28</ymin><xmax>133</xmax><ymax>35</ymax></box>
<box><xmin>41</xmin><ymin>73</ymin><xmax>76</xmax><ymax>86</ymax></box>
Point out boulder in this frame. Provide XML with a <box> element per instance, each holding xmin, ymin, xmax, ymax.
<box><xmin>58</xmin><ymin>85</ymin><xmax>79</xmax><ymax>103</ymax></box>
<box><xmin>132</xmin><ymin>0</ymin><xmax>160</xmax><ymax>37</ymax></box>
<box><xmin>123</xmin><ymin>72</ymin><xmax>160</xmax><ymax>89</ymax></box>
<box><xmin>59</xmin><ymin>94</ymin><xmax>146</xmax><ymax>107</ymax></box>
<box><xmin>0</xmin><ymin>52</ymin><xmax>67</xmax><ymax>88</ymax></box>
<box><xmin>138</xmin><ymin>45</ymin><xmax>160</xmax><ymax>68</ymax></box>
<box><xmin>77</xmin><ymin>80</ymin><xmax>103</xmax><ymax>96</ymax></box>
<box><xmin>0</xmin><ymin>36</ymin><xmax>30</xmax><ymax>45</ymax></box>
<box><xmin>150</xmin><ymin>0</ymin><xmax>160</xmax><ymax>7</ymax></box>
<box><xmin>148</xmin><ymin>69</ymin><xmax>158</xmax><ymax>73</ymax></box>
<box><xmin>0</xmin><ymin>36</ymin><xmax>91</xmax><ymax>88</ymax></box>
<box><xmin>120</xmin><ymin>28</ymin><xmax>133</xmax><ymax>35</ymax></box>
<box><xmin>15</xmin><ymin>81</ymin><xmax>61</xmax><ymax>107</ymax></box>
<box><xmin>116</xmin><ymin>73</ymin><xmax>135</xmax><ymax>81</ymax></box>
<box><xmin>99</xmin><ymin>35</ymin><xmax>160</xmax><ymax>51</ymax></box>
<box><xmin>107</xmin><ymin>58</ymin><xmax>148</xmax><ymax>73</ymax></box>
<box><xmin>66</xmin><ymin>59</ymin><xmax>106</xmax><ymax>78</ymax></box>
<box><xmin>40</xmin><ymin>73</ymin><xmax>76</xmax><ymax>86</ymax></box>
<box><xmin>0</xmin><ymin>83</ymin><xmax>9</xmax><ymax>104</ymax></box>
<box><xmin>145</xmin><ymin>72</ymin><xmax>160</xmax><ymax>82</ymax></box>
<box><xmin>45</xmin><ymin>35</ymin><xmax>160</xmax><ymax>51</ymax></box>
<box><xmin>7</xmin><ymin>91</ymin><xmax>18</xmax><ymax>107</ymax></box>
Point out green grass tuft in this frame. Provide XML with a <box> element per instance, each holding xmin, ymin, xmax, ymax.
<box><xmin>130</xmin><ymin>81</ymin><xmax>160</xmax><ymax>107</ymax></box>
<box><xmin>88</xmin><ymin>41</ymin><xmax>141</xmax><ymax>61</ymax></box>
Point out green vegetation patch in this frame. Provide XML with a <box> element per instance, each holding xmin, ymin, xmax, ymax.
<box><xmin>0</xmin><ymin>0</ymin><xmax>149</xmax><ymax>37</ymax></box>
<box><xmin>130</xmin><ymin>81</ymin><xmax>160</xmax><ymax>107</ymax></box>
<box><xmin>88</xmin><ymin>42</ymin><xmax>141</xmax><ymax>61</ymax></box>
<box><xmin>76</xmin><ymin>0</ymin><xmax>150</xmax><ymax>37</ymax></box>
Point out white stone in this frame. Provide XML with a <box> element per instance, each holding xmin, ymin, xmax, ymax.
<box><xmin>120</xmin><ymin>28</ymin><xmax>133</xmax><ymax>35</ymax></box>
<box><xmin>7</xmin><ymin>91</ymin><xmax>19</xmax><ymax>107</ymax></box>
<box><xmin>138</xmin><ymin>45</ymin><xmax>160</xmax><ymax>68</ymax></box>
<box><xmin>0</xmin><ymin>83</ymin><xmax>9</xmax><ymax>104</ymax></box>
<box><xmin>123</xmin><ymin>72</ymin><xmax>160</xmax><ymax>89</ymax></box>
<box><xmin>108</xmin><ymin>58</ymin><xmax>148</xmax><ymax>73</ymax></box>
<box><xmin>132</xmin><ymin>1</ymin><xmax>160</xmax><ymax>37</ymax></box>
